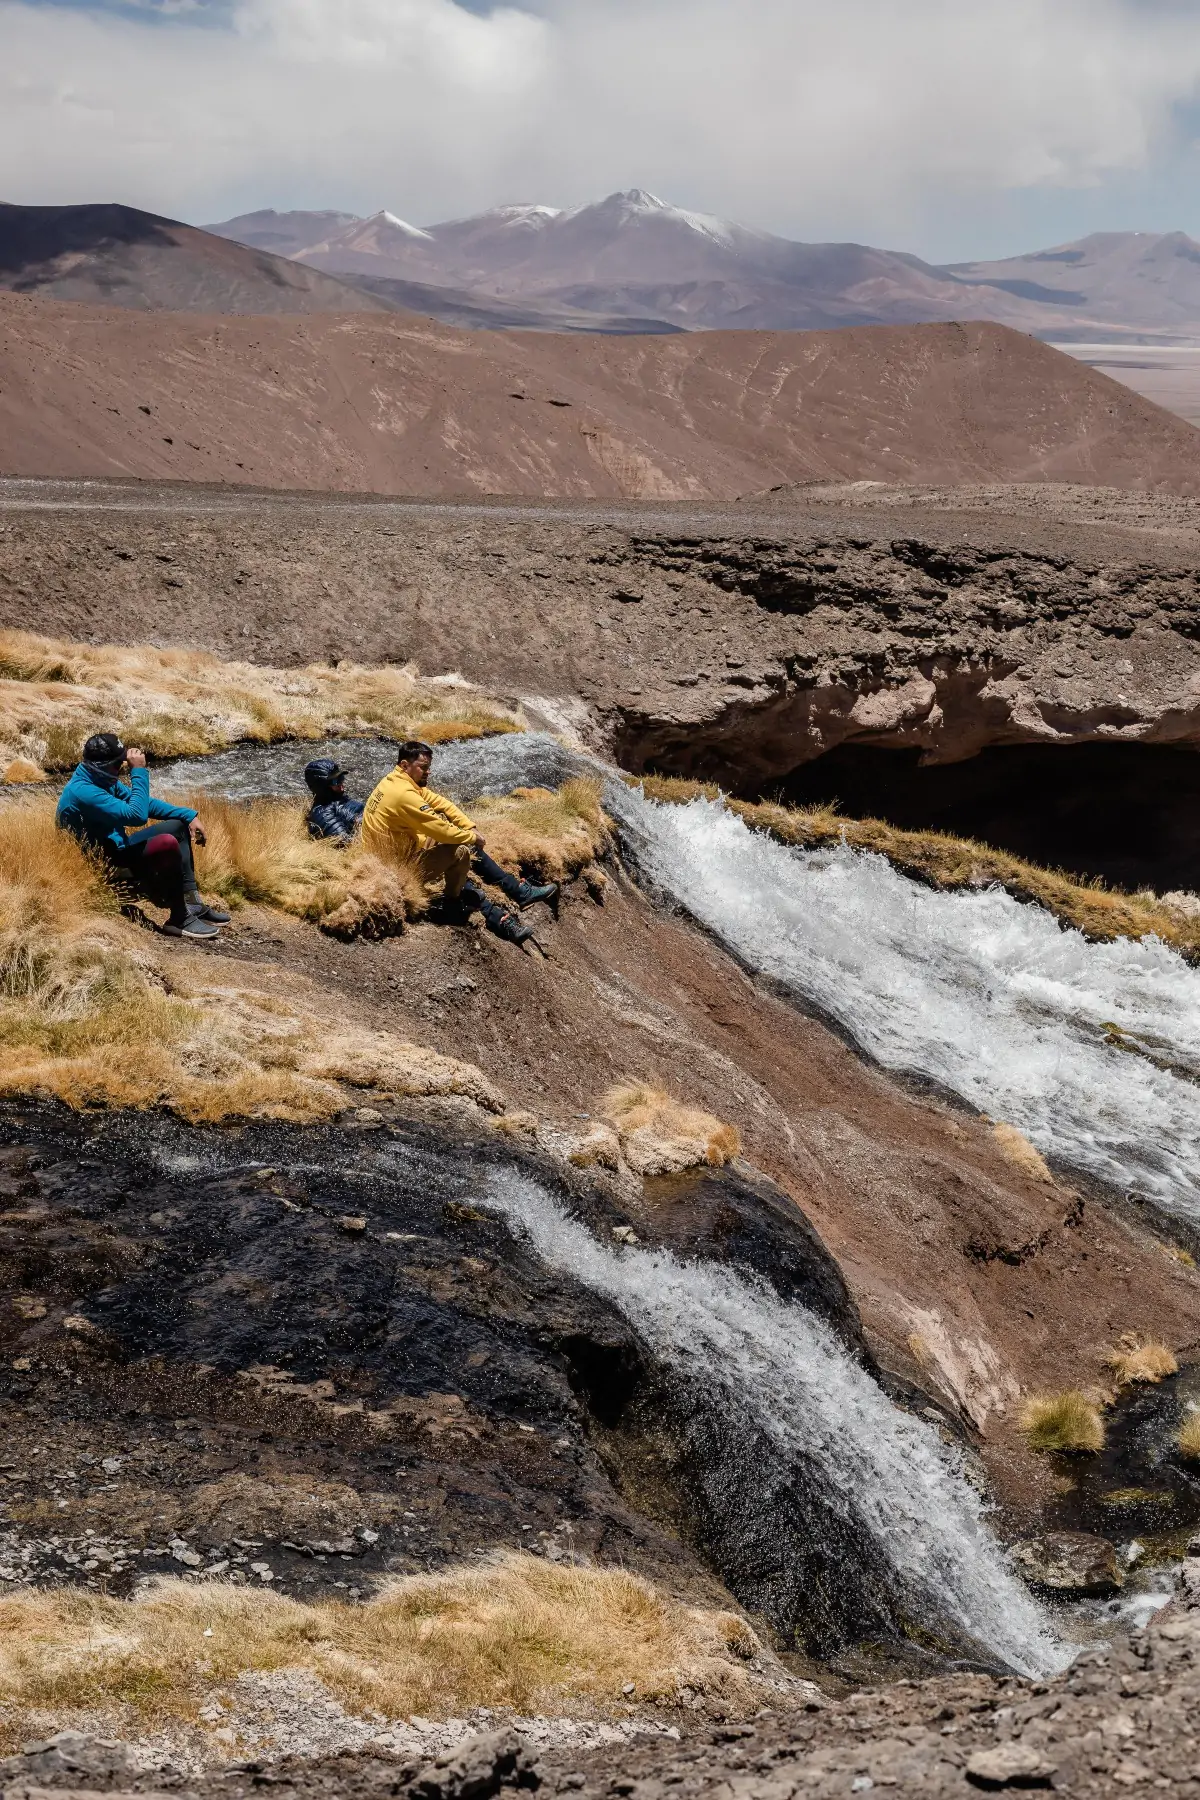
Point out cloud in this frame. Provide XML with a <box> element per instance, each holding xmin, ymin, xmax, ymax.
<box><xmin>3</xmin><ymin>0</ymin><xmax>1200</xmax><ymax>241</ymax></box>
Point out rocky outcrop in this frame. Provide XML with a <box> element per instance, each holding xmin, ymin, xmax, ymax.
<box><xmin>8</xmin><ymin>483</ymin><xmax>1200</xmax><ymax>797</ymax></box>
<box><xmin>0</xmin><ymin>1100</ymin><xmax>920</xmax><ymax>1663</ymax></box>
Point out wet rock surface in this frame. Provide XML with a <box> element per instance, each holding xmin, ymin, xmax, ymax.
<box><xmin>1009</xmin><ymin>1535</ymin><xmax>1123</xmax><ymax>1598</ymax></box>
<box><xmin>0</xmin><ymin>1100</ymin><xmax>922</xmax><ymax>1662</ymax></box>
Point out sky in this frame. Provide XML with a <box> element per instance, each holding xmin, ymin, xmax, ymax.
<box><xmin>4</xmin><ymin>0</ymin><xmax>1200</xmax><ymax>261</ymax></box>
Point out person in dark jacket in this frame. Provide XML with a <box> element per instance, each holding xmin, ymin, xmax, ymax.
<box><xmin>56</xmin><ymin>733</ymin><xmax>230</xmax><ymax>940</ymax></box>
<box><xmin>304</xmin><ymin>759</ymin><xmax>365</xmax><ymax>843</ymax></box>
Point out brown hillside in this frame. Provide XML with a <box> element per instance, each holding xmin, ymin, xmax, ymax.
<box><xmin>0</xmin><ymin>292</ymin><xmax>1197</xmax><ymax>498</ymax></box>
<box><xmin>0</xmin><ymin>202</ymin><xmax>394</xmax><ymax>318</ymax></box>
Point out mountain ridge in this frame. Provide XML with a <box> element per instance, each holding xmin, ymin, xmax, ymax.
<box><xmin>209</xmin><ymin>194</ymin><xmax>1200</xmax><ymax>340</ymax></box>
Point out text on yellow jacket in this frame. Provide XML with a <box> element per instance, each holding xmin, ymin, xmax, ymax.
<box><xmin>361</xmin><ymin>767</ymin><xmax>476</xmax><ymax>858</ymax></box>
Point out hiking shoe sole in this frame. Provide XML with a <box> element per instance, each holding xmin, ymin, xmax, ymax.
<box><xmin>162</xmin><ymin>917</ymin><xmax>222</xmax><ymax>939</ymax></box>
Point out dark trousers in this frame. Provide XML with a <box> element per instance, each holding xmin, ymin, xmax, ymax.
<box><xmin>105</xmin><ymin>820</ymin><xmax>195</xmax><ymax>922</ymax></box>
<box><xmin>473</xmin><ymin>848</ymin><xmax>527</xmax><ymax>904</ymax></box>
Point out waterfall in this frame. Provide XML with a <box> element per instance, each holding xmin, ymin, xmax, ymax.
<box><xmin>482</xmin><ymin>1168</ymin><xmax>1068</xmax><ymax>1679</ymax></box>
<box><xmin>608</xmin><ymin>786</ymin><xmax>1200</xmax><ymax>1220</ymax></box>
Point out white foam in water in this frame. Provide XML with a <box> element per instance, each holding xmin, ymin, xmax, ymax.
<box><xmin>483</xmin><ymin>1169</ymin><xmax>1068</xmax><ymax>1677</ymax></box>
<box><xmin>610</xmin><ymin>788</ymin><xmax>1200</xmax><ymax>1218</ymax></box>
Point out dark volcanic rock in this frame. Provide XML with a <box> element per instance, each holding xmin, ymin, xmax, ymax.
<box><xmin>0</xmin><ymin>1100</ymin><xmax>918</xmax><ymax>1661</ymax></box>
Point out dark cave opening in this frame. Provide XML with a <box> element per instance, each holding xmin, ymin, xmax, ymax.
<box><xmin>763</xmin><ymin>742</ymin><xmax>1200</xmax><ymax>893</ymax></box>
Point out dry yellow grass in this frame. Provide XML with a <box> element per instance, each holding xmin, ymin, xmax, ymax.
<box><xmin>188</xmin><ymin>795</ymin><xmax>427</xmax><ymax>937</ymax></box>
<box><xmin>1177</xmin><ymin>1413</ymin><xmax>1200</xmax><ymax>1462</ymax></box>
<box><xmin>990</xmin><ymin>1122</ymin><xmax>1054</xmax><ymax>1184</ymax></box>
<box><xmin>634</xmin><ymin>776</ymin><xmax>1200</xmax><ymax>958</ymax></box>
<box><xmin>1019</xmin><ymin>1391</ymin><xmax>1106</xmax><ymax>1454</ymax></box>
<box><xmin>0</xmin><ymin>799</ymin><xmax>504</xmax><ymax>1124</ymax></box>
<box><xmin>0</xmin><ymin>629</ymin><xmax>522</xmax><ymax>776</ymax></box>
<box><xmin>470</xmin><ymin>779</ymin><xmax>609</xmax><ymax>885</ymax></box>
<box><xmin>0</xmin><ymin>1555</ymin><xmax>765</xmax><ymax>1739</ymax></box>
<box><xmin>600</xmin><ymin>1082</ymin><xmax>741</xmax><ymax>1178</ymax></box>
<box><xmin>1105</xmin><ymin>1335</ymin><xmax>1179</xmax><ymax>1387</ymax></box>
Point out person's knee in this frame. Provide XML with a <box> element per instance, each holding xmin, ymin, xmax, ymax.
<box><xmin>143</xmin><ymin>833</ymin><xmax>182</xmax><ymax>860</ymax></box>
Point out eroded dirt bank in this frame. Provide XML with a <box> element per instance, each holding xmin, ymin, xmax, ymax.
<box><xmin>7</xmin><ymin>482</ymin><xmax>1200</xmax><ymax>812</ymax></box>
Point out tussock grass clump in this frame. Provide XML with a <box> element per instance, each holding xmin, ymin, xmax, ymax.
<box><xmin>0</xmin><ymin>1554</ymin><xmax>765</xmax><ymax>1737</ymax></box>
<box><xmin>600</xmin><ymin>1082</ymin><xmax>741</xmax><ymax>1178</ymax></box>
<box><xmin>0</xmin><ymin>799</ymin><xmax>502</xmax><ymax>1123</ymax></box>
<box><xmin>990</xmin><ymin>1122</ymin><xmax>1054</xmax><ymax>1185</ymax></box>
<box><xmin>0</xmin><ymin>628</ymin><xmax>522</xmax><ymax>776</ymax></box>
<box><xmin>189</xmin><ymin>795</ymin><xmax>426</xmax><ymax>936</ymax></box>
<box><xmin>1019</xmin><ymin>1390</ymin><xmax>1106</xmax><ymax>1454</ymax></box>
<box><xmin>1106</xmin><ymin>1335</ymin><xmax>1179</xmax><ymax>1387</ymax></box>
<box><xmin>1177</xmin><ymin>1413</ymin><xmax>1200</xmax><ymax>1462</ymax></box>
<box><xmin>470</xmin><ymin>779</ymin><xmax>609</xmax><ymax>885</ymax></box>
<box><xmin>633</xmin><ymin>776</ymin><xmax>1200</xmax><ymax>958</ymax></box>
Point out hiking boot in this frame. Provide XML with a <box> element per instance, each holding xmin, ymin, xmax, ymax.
<box><xmin>187</xmin><ymin>896</ymin><xmax>231</xmax><ymax>925</ymax></box>
<box><xmin>486</xmin><ymin>906</ymin><xmax>546</xmax><ymax>954</ymax></box>
<box><xmin>162</xmin><ymin>914</ymin><xmax>222</xmax><ymax>939</ymax></box>
<box><xmin>514</xmin><ymin>879</ymin><xmax>558</xmax><ymax>911</ymax></box>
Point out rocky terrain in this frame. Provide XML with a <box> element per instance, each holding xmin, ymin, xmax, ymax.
<box><xmin>3</xmin><ymin>1553</ymin><xmax>1200</xmax><ymax>1794</ymax></box>
<box><xmin>8</xmin><ymin>479</ymin><xmax>1200</xmax><ymax>883</ymax></box>
<box><xmin>3</xmin><ymin>473</ymin><xmax>1200</xmax><ymax>1783</ymax></box>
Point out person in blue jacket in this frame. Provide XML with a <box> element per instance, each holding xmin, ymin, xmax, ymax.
<box><xmin>56</xmin><ymin>732</ymin><xmax>231</xmax><ymax>940</ymax></box>
<box><xmin>304</xmin><ymin>758</ymin><xmax>365</xmax><ymax>843</ymax></box>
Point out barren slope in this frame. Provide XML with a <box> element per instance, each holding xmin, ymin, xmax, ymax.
<box><xmin>0</xmin><ymin>203</ymin><xmax>395</xmax><ymax>317</ymax></box>
<box><xmin>1</xmin><ymin>294</ymin><xmax>1197</xmax><ymax>499</ymax></box>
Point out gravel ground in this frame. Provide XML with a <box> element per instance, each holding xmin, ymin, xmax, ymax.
<box><xmin>5</xmin><ymin>1557</ymin><xmax>1200</xmax><ymax>1798</ymax></box>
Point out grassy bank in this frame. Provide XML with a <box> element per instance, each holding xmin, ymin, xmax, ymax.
<box><xmin>0</xmin><ymin>798</ymin><xmax>501</xmax><ymax>1123</ymax></box>
<box><xmin>0</xmin><ymin>629</ymin><xmax>522</xmax><ymax>779</ymax></box>
<box><xmin>0</xmin><ymin>1555</ymin><xmax>766</xmax><ymax>1748</ymax></box>
<box><xmin>470</xmin><ymin>778</ymin><xmax>610</xmax><ymax>884</ymax></box>
<box><xmin>636</xmin><ymin>777</ymin><xmax>1200</xmax><ymax>959</ymax></box>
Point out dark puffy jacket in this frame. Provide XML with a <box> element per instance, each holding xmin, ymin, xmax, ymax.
<box><xmin>307</xmin><ymin>794</ymin><xmax>365</xmax><ymax>842</ymax></box>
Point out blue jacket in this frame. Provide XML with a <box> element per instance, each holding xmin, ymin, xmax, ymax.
<box><xmin>56</xmin><ymin>764</ymin><xmax>196</xmax><ymax>855</ymax></box>
<box><xmin>307</xmin><ymin>794</ymin><xmax>364</xmax><ymax>842</ymax></box>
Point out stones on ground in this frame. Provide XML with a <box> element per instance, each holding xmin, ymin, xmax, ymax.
<box><xmin>338</xmin><ymin>1214</ymin><xmax>369</xmax><ymax>1232</ymax></box>
<box><xmin>408</xmin><ymin>1728</ymin><xmax>542</xmax><ymax>1800</ymax></box>
<box><xmin>961</xmin><ymin>1742</ymin><xmax>1060</xmax><ymax>1789</ymax></box>
<box><xmin>1010</xmin><ymin>1531</ymin><xmax>1124</xmax><ymax>1595</ymax></box>
<box><xmin>0</xmin><ymin>1732</ymin><xmax>133</xmax><ymax>1783</ymax></box>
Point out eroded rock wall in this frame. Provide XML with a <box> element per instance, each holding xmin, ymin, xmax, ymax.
<box><xmin>6</xmin><ymin>483</ymin><xmax>1200</xmax><ymax>788</ymax></box>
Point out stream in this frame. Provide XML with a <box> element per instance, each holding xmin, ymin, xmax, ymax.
<box><xmin>164</xmin><ymin>730</ymin><xmax>1200</xmax><ymax>1226</ymax></box>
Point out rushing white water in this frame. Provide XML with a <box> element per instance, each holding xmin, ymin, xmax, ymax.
<box><xmin>608</xmin><ymin>786</ymin><xmax>1200</xmax><ymax>1219</ymax></box>
<box><xmin>483</xmin><ymin>1169</ymin><xmax>1067</xmax><ymax>1677</ymax></box>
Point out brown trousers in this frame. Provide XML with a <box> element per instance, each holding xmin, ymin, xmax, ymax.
<box><xmin>418</xmin><ymin>841</ymin><xmax>472</xmax><ymax>898</ymax></box>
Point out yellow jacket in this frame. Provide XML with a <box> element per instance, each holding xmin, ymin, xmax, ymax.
<box><xmin>361</xmin><ymin>768</ymin><xmax>475</xmax><ymax>857</ymax></box>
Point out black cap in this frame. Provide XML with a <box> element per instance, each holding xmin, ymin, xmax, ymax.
<box><xmin>82</xmin><ymin>732</ymin><xmax>127</xmax><ymax>766</ymax></box>
<box><xmin>304</xmin><ymin>757</ymin><xmax>349</xmax><ymax>793</ymax></box>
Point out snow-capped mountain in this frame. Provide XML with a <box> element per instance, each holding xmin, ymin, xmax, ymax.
<box><xmin>207</xmin><ymin>196</ymin><xmax>1200</xmax><ymax>339</ymax></box>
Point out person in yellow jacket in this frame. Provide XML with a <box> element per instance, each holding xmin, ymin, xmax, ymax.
<box><xmin>362</xmin><ymin>740</ymin><xmax>558</xmax><ymax>928</ymax></box>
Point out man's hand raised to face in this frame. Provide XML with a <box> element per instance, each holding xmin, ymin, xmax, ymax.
<box><xmin>125</xmin><ymin>747</ymin><xmax>147</xmax><ymax>769</ymax></box>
